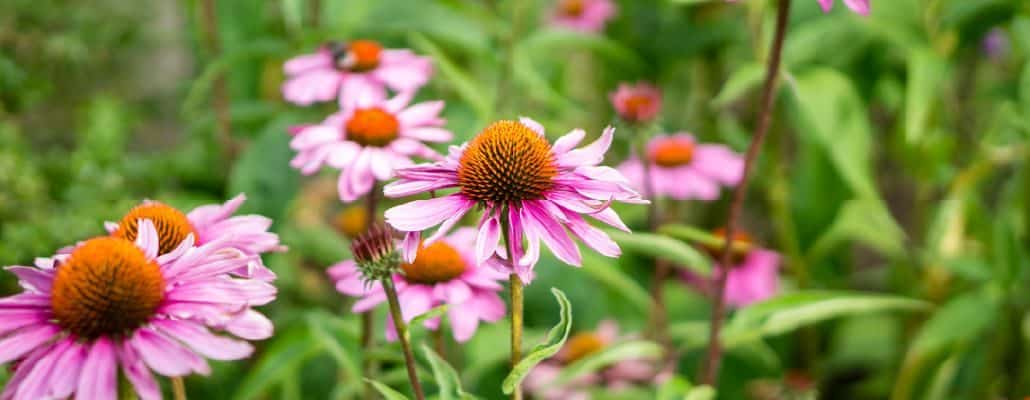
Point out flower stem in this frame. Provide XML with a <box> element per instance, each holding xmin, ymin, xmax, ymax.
<box><xmin>362</xmin><ymin>186</ymin><xmax>380</xmax><ymax>400</ymax></box>
<box><xmin>171</xmin><ymin>377</ymin><xmax>187</xmax><ymax>400</ymax></box>
<box><xmin>499</xmin><ymin>212</ymin><xmax>524</xmax><ymax>400</ymax></box>
<box><xmin>700</xmin><ymin>0</ymin><xmax>792</xmax><ymax>386</ymax></box>
<box><xmin>635</xmin><ymin>126</ymin><xmax>672</xmax><ymax>355</ymax></box>
<box><xmin>382</xmin><ymin>278</ymin><xmax>426</xmax><ymax>400</ymax></box>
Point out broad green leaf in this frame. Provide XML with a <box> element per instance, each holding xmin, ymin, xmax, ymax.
<box><xmin>421</xmin><ymin>345</ymin><xmax>478</xmax><ymax>400</ymax></box>
<box><xmin>711</xmin><ymin>63</ymin><xmax>764</xmax><ymax>108</ymax></box>
<box><xmin>724</xmin><ymin>291</ymin><xmax>931</xmax><ymax>344</ymax></box>
<box><xmin>904</xmin><ymin>48</ymin><xmax>948</xmax><ymax>143</ymax></box>
<box><xmin>232</xmin><ymin>325</ymin><xmax>321</xmax><ymax>400</ymax></box>
<box><xmin>228</xmin><ymin>116</ymin><xmax>302</xmax><ymax>224</ymax></box>
<box><xmin>656</xmin><ymin>375</ymin><xmax>694</xmax><ymax>400</ymax></box>
<box><xmin>580</xmin><ymin>252</ymin><xmax>651</xmax><ymax>314</ymax></box>
<box><xmin>685</xmin><ymin>385</ymin><xmax>716</xmax><ymax>400</ymax></box>
<box><xmin>606</xmin><ymin>229</ymin><xmax>712</xmax><ymax>275</ymax></box>
<box><xmin>806</xmin><ymin>198</ymin><xmax>907</xmax><ymax>262</ymax></box>
<box><xmin>547</xmin><ymin>340</ymin><xmax>663</xmax><ymax>388</ymax></box>
<box><xmin>306</xmin><ymin>312</ymin><xmax>361</xmax><ymax>380</ymax></box>
<box><xmin>365</xmin><ymin>379</ymin><xmax>410</xmax><ymax>400</ymax></box>
<box><xmin>502</xmin><ymin>288</ymin><xmax>574</xmax><ymax>394</ymax></box>
<box><xmin>910</xmin><ymin>289</ymin><xmax>998</xmax><ymax>355</ymax></box>
<box><xmin>790</xmin><ymin>68</ymin><xmax>876</xmax><ymax>198</ymax></box>
<box><xmin>785</xmin><ymin>16</ymin><xmax>869</xmax><ymax>67</ymax></box>
<box><xmin>408</xmin><ymin>33</ymin><xmax>493</xmax><ymax>123</ymax></box>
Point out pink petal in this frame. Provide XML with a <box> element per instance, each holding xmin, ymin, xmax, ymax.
<box><xmin>475</xmin><ymin>214</ymin><xmax>502</xmax><ymax>265</ymax></box>
<box><xmin>75</xmin><ymin>338</ymin><xmax>117</xmax><ymax>400</ymax></box>
<box><xmin>134</xmin><ymin>219</ymin><xmax>160</xmax><ymax>259</ymax></box>
<box><xmin>552</xmin><ymin>129</ymin><xmax>586</xmax><ymax>155</ymax></box>
<box><xmin>449</xmin><ymin>303</ymin><xmax>480</xmax><ymax>342</ymax></box>
<box><xmin>48</xmin><ymin>340</ymin><xmax>87</xmax><ymax>399</ymax></box>
<box><xmin>842</xmin><ymin>0</ymin><xmax>869</xmax><ymax>15</ymax></box>
<box><xmin>155</xmin><ymin>320</ymin><xmax>253</xmax><ymax>361</ymax></box>
<box><xmin>131</xmin><ymin>329</ymin><xmax>210</xmax><ymax>376</ymax></box>
<box><xmin>4</xmin><ymin>267</ymin><xmax>53</xmax><ymax>293</ymax></box>
<box><xmin>13</xmin><ymin>340</ymin><xmax>69</xmax><ymax>400</ymax></box>
<box><xmin>818</xmin><ymin>0</ymin><xmax>834</xmax><ymax>12</ymax></box>
<box><xmin>523</xmin><ymin>202</ymin><xmax>581</xmax><ymax>267</ymax></box>
<box><xmin>557</xmin><ymin>126</ymin><xmax>615</xmax><ymax>168</ymax></box>
<box><xmin>402</xmin><ymin>127</ymin><xmax>452</xmax><ymax>142</ymax></box>
<box><xmin>398</xmin><ymin>101</ymin><xmax>445</xmax><ymax>127</ymax></box>
<box><xmin>0</xmin><ymin>324</ymin><xmax>59</xmax><ymax>364</ymax></box>
<box><xmin>118</xmin><ymin>340</ymin><xmax>161</xmax><ymax>400</ymax></box>
<box><xmin>518</xmin><ymin>117</ymin><xmax>546</xmax><ymax>136</ymax></box>
<box><xmin>282</xmin><ymin>70</ymin><xmax>342</xmax><ymax>106</ymax></box>
<box><xmin>225</xmin><ymin>309</ymin><xmax>276</xmax><ymax>341</ymax></box>
<box><xmin>384</xmin><ymin>195</ymin><xmax>474</xmax><ymax>232</ymax></box>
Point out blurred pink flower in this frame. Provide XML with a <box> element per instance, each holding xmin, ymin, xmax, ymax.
<box><xmin>983</xmin><ymin>28</ymin><xmax>1009</xmax><ymax>60</ymax></box>
<box><xmin>683</xmin><ymin>229</ymin><xmax>781</xmax><ymax>307</ymax></box>
<box><xmin>523</xmin><ymin>320</ymin><xmax>667</xmax><ymax>399</ymax></box>
<box><xmin>610</xmin><ymin>82</ymin><xmax>662</xmax><ymax>124</ymax></box>
<box><xmin>383</xmin><ymin>118</ymin><xmax>646</xmax><ymax>281</ymax></box>
<box><xmin>329</xmin><ymin>228</ymin><xmax>507</xmax><ymax>342</ymax></box>
<box><xmin>550</xmin><ymin>0</ymin><xmax>616</xmax><ymax>33</ymax></box>
<box><xmin>617</xmin><ymin>133</ymin><xmax>743</xmax><ymax>201</ymax></box>
<box><xmin>0</xmin><ymin>221</ymin><xmax>275</xmax><ymax>400</ymax></box>
<box><xmin>106</xmin><ymin>195</ymin><xmax>284</xmax><ymax>281</ymax></box>
<box><xmin>817</xmin><ymin>0</ymin><xmax>869</xmax><ymax>15</ymax></box>
<box><xmin>289</xmin><ymin>88</ymin><xmax>451</xmax><ymax>202</ymax></box>
<box><xmin>281</xmin><ymin>40</ymin><xmax>433</xmax><ymax>106</ymax></box>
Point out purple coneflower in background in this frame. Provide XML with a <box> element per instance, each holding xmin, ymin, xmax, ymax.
<box><xmin>329</xmin><ymin>228</ymin><xmax>507</xmax><ymax>342</ymax></box>
<box><xmin>289</xmin><ymin>88</ymin><xmax>452</xmax><ymax>202</ymax></box>
<box><xmin>617</xmin><ymin>133</ymin><xmax>744</xmax><ymax>201</ymax></box>
<box><xmin>684</xmin><ymin>228</ymin><xmax>781</xmax><ymax>307</ymax></box>
<box><xmin>550</xmin><ymin>0</ymin><xmax>617</xmax><ymax>34</ymax></box>
<box><xmin>281</xmin><ymin>40</ymin><xmax>432</xmax><ymax>106</ymax></box>
<box><xmin>0</xmin><ymin>220</ymin><xmax>275</xmax><ymax>400</ymax></box>
<box><xmin>383</xmin><ymin>118</ymin><xmax>645</xmax><ymax>281</ymax></box>
<box><xmin>610</xmin><ymin>82</ymin><xmax>662</xmax><ymax>124</ymax></box>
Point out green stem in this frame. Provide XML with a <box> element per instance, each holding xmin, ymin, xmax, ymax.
<box><xmin>634</xmin><ymin>125</ymin><xmax>673</xmax><ymax>355</ymax></box>
<box><xmin>500</xmin><ymin>211</ymin><xmax>524</xmax><ymax>400</ymax></box>
<box><xmin>361</xmin><ymin>187</ymin><xmax>380</xmax><ymax>399</ymax></box>
<box><xmin>171</xmin><ymin>377</ymin><xmax>187</xmax><ymax>400</ymax></box>
<box><xmin>382</xmin><ymin>278</ymin><xmax>426</xmax><ymax>400</ymax></box>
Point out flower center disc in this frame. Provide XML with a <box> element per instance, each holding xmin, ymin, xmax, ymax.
<box><xmin>51</xmin><ymin>237</ymin><xmax>164</xmax><ymax>339</ymax></box>
<box><xmin>561</xmin><ymin>0</ymin><xmax>586</xmax><ymax>16</ymax></box>
<box><xmin>113</xmin><ymin>202</ymin><xmax>197</xmax><ymax>256</ymax></box>
<box><xmin>457</xmin><ymin>120</ymin><xmax>557</xmax><ymax>204</ymax></box>
<box><xmin>338</xmin><ymin>40</ymin><xmax>382</xmax><ymax>72</ymax></box>
<box><xmin>346</xmin><ymin>108</ymin><xmax>400</xmax><ymax>147</ymax></box>
<box><xmin>563</xmin><ymin>332</ymin><xmax>605</xmax><ymax>363</ymax></box>
<box><xmin>400</xmin><ymin>241</ymin><xmax>466</xmax><ymax>284</ymax></box>
<box><xmin>650</xmin><ymin>139</ymin><xmax>695</xmax><ymax>167</ymax></box>
<box><xmin>622</xmin><ymin>94</ymin><xmax>655</xmax><ymax>122</ymax></box>
<box><xmin>705</xmin><ymin>227</ymin><xmax>753</xmax><ymax>264</ymax></box>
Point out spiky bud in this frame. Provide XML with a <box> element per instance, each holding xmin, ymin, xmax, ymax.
<box><xmin>350</xmin><ymin>223</ymin><xmax>401</xmax><ymax>284</ymax></box>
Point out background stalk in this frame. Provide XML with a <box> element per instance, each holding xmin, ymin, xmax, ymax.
<box><xmin>172</xmin><ymin>377</ymin><xmax>187</xmax><ymax>400</ymax></box>
<box><xmin>382</xmin><ymin>278</ymin><xmax>426</xmax><ymax>400</ymax></box>
<box><xmin>700</xmin><ymin>0</ymin><xmax>792</xmax><ymax>386</ymax></box>
<box><xmin>361</xmin><ymin>186</ymin><xmax>380</xmax><ymax>399</ymax></box>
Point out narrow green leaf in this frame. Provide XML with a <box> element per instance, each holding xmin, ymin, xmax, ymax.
<box><xmin>656</xmin><ymin>375</ymin><xmax>694</xmax><ymax>400</ymax></box>
<box><xmin>232</xmin><ymin>325</ymin><xmax>322</xmax><ymax>400</ymax></box>
<box><xmin>910</xmin><ymin>289</ymin><xmax>997</xmax><ymax>355</ymax></box>
<box><xmin>406</xmin><ymin>305</ymin><xmax>449</xmax><ymax>342</ymax></box>
<box><xmin>711</xmin><ymin>63</ymin><xmax>764</xmax><ymax>108</ymax></box>
<box><xmin>607</xmin><ymin>229</ymin><xmax>711</xmax><ymax>275</ymax></box>
<box><xmin>547</xmin><ymin>340</ymin><xmax>663</xmax><ymax>388</ymax></box>
<box><xmin>580</xmin><ymin>252</ymin><xmax>651</xmax><ymax>314</ymax></box>
<box><xmin>306</xmin><ymin>312</ymin><xmax>361</xmax><ymax>380</ymax></box>
<box><xmin>421</xmin><ymin>345</ymin><xmax>478</xmax><ymax>400</ymax></box>
<box><xmin>685</xmin><ymin>385</ymin><xmax>716</xmax><ymax>400</ymax></box>
<box><xmin>364</xmin><ymin>379</ymin><xmax>410</xmax><ymax>400</ymax></box>
<box><xmin>904</xmin><ymin>49</ymin><xmax>948</xmax><ymax>143</ymax></box>
<box><xmin>806</xmin><ymin>198</ymin><xmax>907</xmax><ymax>262</ymax></box>
<box><xmin>502</xmin><ymin>288</ymin><xmax>574</xmax><ymax>394</ymax></box>
<box><xmin>659</xmin><ymin>224</ymin><xmax>754</xmax><ymax>253</ymax></box>
<box><xmin>407</xmin><ymin>33</ymin><xmax>493</xmax><ymax>122</ymax></box>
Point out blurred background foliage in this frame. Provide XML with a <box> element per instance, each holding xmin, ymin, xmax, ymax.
<box><xmin>1</xmin><ymin>0</ymin><xmax>1028</xmax><ymax>399</ymax></box>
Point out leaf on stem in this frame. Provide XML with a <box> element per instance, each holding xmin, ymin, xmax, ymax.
<box><xmin>501</xmin><ymin>288</ymin><xmax>573</xmax><ymax>394</ymax></box>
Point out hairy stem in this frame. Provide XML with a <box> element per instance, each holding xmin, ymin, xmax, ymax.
<box><xmin>700</xmin><ymin>0</ymin><xmax>792</xmax><ymax>386</ymax></box>
<box><xmin>361</xmin><ymin>186</ymin><xmax>380</xmax><ymax>399</ymax></box>
<box><xmin>500</xmin><ymin>213</ymin><xmax>524</xmax><ymax>400</ymax></box>
<box><xmin>382</xmin><ymin>278</ymin><xmax>426</xmax><ymax>400</ymax></box>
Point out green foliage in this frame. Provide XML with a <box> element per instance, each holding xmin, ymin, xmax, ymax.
<box><xmin>502</xmin><ymin>288</ymin><xmax>573</xmax><ymax>395</ymax></box>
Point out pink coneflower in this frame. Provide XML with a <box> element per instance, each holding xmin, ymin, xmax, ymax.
<box><xmin>817</xmin><ymin>0</ymin><xmax>869</xmax><ymax>15</ymax></box>
<box><xmin>281</xmin><ymin>40</ymin><xmax>433</xmax><ymax>106</ymax></box>
<box><xmin>523</xmin><ymin>320</ymin><xmax>666</xmax><ymax>399</ymax></box>
<box><xmin>610</xmin><ymin>82</ymin><xmax>662</xmax><ymax>124</ymax></box>
<box><xmin>617</xmin><ymin>133</ymin><xmax>744</xmax><ymax>201</ymax></box>
<box><xmin>383</xmin><ymin>118</ymin><xmax>645</xmax><ymax>280</ymax></box>
<box><xmin>289</xmin><ymin>88</ymin><xmax>451</xmax><ymax>202</ymax></box>
<box><xmin>550</xmin><ymin>0</ymin><xmax>617</xmax><ymax>33</ymax></box>
<box><xmin>685</xmin><ymin>228</ymin><xmax>781</xmax><ymax>307</ymax></box>
<box><xmin>329</xmin><ymin>228</ymin><xmax>507</xmax><ymax>342</ymax></box>
<box><xmin>104</xmin><ymin>194</ymin><xmax>283</xmax><ymax>281</ymax></box>
<box><xmin>0</xmin><ymin>220</ymin><xmax>275</xmax><ymax>400</ymax></box>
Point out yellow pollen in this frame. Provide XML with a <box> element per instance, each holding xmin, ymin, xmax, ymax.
<box><xmin>334</xmin><ymin>206</ymin><xmax>370</xmax><ymax>239</ymax></box>
<box><xmin>457</xmin><ymin>120</ymin><xmax>557</xmax><ymax>204</ymax></box>
<box><xmin>650</xmin><ymin>139</ymin><xmax>695</xmax><ymax>167</ymax></box>
<box><xmin>563</xmin><ymin>332</ymin><xmax>606</xmax><ymax>363</ymax></box>
<box><xmin>113</xmin><ymin>202</ymin><xmax>197</xmax><ymax>255</ymax></box>
<box><xmin>347</xmin><ymin>40</ymin><xmax>383</xmax><ymax>72</ymax></box>
<box><xmin>560</xmin><ymin>0</ymin><xmax>586</xmax><ymax>16</ymax></box>
<box><xmin>346</xmin><ymin>108</ymin><xmax>400</xmax><ymax>147</ymax></box>
<box><xmin>400</xmin><ymin>241</ymin><xmax>467</xmax><ymax>284</ymax></box>
<box><xmin>51</xmin><ymin>237</ymin><xmax>164</xmax><ymax>339</ymax></box>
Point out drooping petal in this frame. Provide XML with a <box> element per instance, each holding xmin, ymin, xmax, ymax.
<box><xmin>118</xmin><ymin>340</ymin><xmax>161</xmax><ymax>400</ymax></box>
<box><xmin>154</xmin><ymin>319</ymin><xmax>254</xmax><ymax>361</ymax></box>
<box><xmin>75</xmin><ymin>338</ymin><xmax>117</xmax><ymax>400</ymax></box>
<box><xmin>0</xmin><ymin>324</ymin><xmax>59</xmax><ymax>364</ymax></box>
<box><xmin>384</xmin><ymin>195</ymin><xmax>474</xmax><ymax>232</ymax></box>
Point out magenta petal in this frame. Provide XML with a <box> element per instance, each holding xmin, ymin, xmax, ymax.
<box><xmin>842</xmin><ymin>0</ymin><xmax>869</xmax><ymax>15</ymax></box>
<box><xmin>385</xmin><ymin>195</ymin><xmax>473</xmax><ymax>231</ymax></box>
<box><xmin>476</xmin><ymin>215</ymin><xmax>502</xmax><ymax>265</ymax></box>
<box><xmin>134</xmin><ymin>219</ymin><xmax>160</xmax><ymax>260</ymax></box>
<box><xmin>12</xmin><ymin>340</ymin><xmax>68</xmax><ymax>400</ymax></box>
<box><xmin>118</xmin><ymin>340</ymin><xmax>161</xmax><ymax>400</ymax></box>
<box><xmin>523</xmin><ymin>202</ymin><xmax>582</xmax><ymax>267</ymax></box>
<box><xmin>155</xmin><ymin>320</ymin><xmax>253</xmax><ymax>361</ymax></box>
<box><xmin>0</xmin><ymin>323</ymin><xmax>59</xmax><ymax>364</ymax></box>
<box><xmin>818</xmin><ymin>0</ymin><xmax>834</xmax><ymax>12</ymax></box>
<box><xmin>75</xmin><ymin>338</ymin><xmax>117</xmax><ymax>400</ymax></box>
<box><xmin>48</xmin><ymin>340</ymin><xmax>87</xmax><ymax>399</ymax></box>
<box><xmin>398</xmin><ymin>285</ymin><xmax>434</xmax><ymax>322</ymax></box>
<box><xmin>5</xmin><ymin>267</ymin><xmax>53</xmax><ymax>293</ymax></box>
<box><xmin>564</xmin><ymin>211</ymin><xmax>620</xmax><ymax>258</ymax></box>
<box><xmin>225</xmin><ymin>309</ymin><xmax>275</xmax><ymax>341</ymax></box>
<box><xmin>448</xmin><ymin>304</ymin><xmax>480</xmax><ymax>342</ymax></box>
<box><xmin>131</xmin><ymin>329</ymin><xmax>209</xmax><ymax>376</ymax></box>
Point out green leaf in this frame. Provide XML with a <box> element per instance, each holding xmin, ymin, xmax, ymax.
<box><xmin>408</xmin><ymin>33</ymin><xmax>493</xmax><ymax>123</ymax></box>
<box><xmin>421</xmin><ymin>345</ymin><xmax>478</xmax><ymax>400</ymax></box>
<box><xmin>656</xmin><ymin>375</ymin><xmax>694</xmax><ymax>400</ymax></box>
<box><xmin>228</xmin><ymin>116</ymin><xmax>302</xmax><ymax>224</ymax></box>
<box><xmin>364</xmin><ymin>379</ymin><xmax>410</xmax><ymax>400</ymax></box>
<box><xmin>684</xmin><ymin>385</ymin><xmax>716</xmax><ymax>400</ymax></box>
<box><xmin>546</xmin><ymin>340</ymin><xmax>663</xmax><ymax>388</ymax></box>
<box><xmin>580</xmin><ymin>252</ymin><xmax>651</xmax><ymax>314</ymax></box>
<box><xmin>1020</xmin><ymin>61</ymin><xmax>1030</xmax><ymax>129</ymax></box>
<box><xmin>910</xmin><ymin>289</ymin><xmax>998</xmax><ymax>355</ymax></box>
<box><xmin>520</xmin><ymin>30</ymin><xmax>644</xmax><ymax>74</ymax></box>
<box><xmin>406</xmin><ymin>305</ymin><xmax>449</xmax><ymax>341</ymax></box>
<box><xmin>306</xmin><ymin>312</ymin><xmax>361</xmax><ymax>380</ymax></box>
<box><xmin>711</xmin><ymin>63</ymin><xmax>764</xmax><ymax>108</ymax></box>
<box><xmin>232</xmin><ymin>325</ymin><xmax>321</xmax><ymax>400</ymax></box>
<box><xmin>606</xmin><ymin>229</ymin><xmax>712</xmax><ymax>275</ymax></box>
<box><xmin>502</xmin><ymin>288</ymin><xmax>574</xmax><ymax>394</ymax></box>
<box><xmin>904</xmin><ymin>48</ymin><xmax>948</xmax><ymax>143</ymax></box>
<box><xmin>806</xmin><ymin>198</ymin><xmax>907</xmax><ymax>262</ymax></box>
<box><xmin>724</xmin><ymin>291</ymin><xmax>931</xmax><ymax>344</ymax></box>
